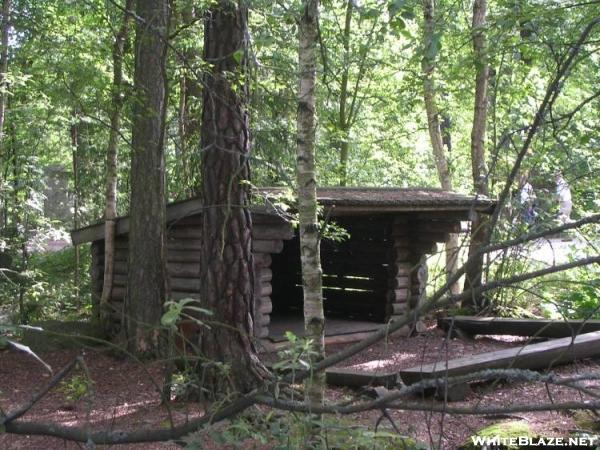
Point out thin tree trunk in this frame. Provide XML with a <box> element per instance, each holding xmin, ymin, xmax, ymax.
<box><xmin>0</xmin><ymin>0</ymin><xmax>11</xmax><ymax>231</ymax></box>
<box><xmin>420</xmin><ymin>0</ymin><xmax>460</xmax><ymax>296</ymax></box>
<box><xmin>100</xmin><ymin>0</ymin><xmax>133</xmax><ymax>320</ymax></box>
<box><xmin>0</xmin><ymin>0</ymin><xmax>11</xmax><ymax>144</ymax></box>
<box><xmin>126</xmin><ymin>0</ymin><xmax>169</xmax><ymax>356</ymax></box>
<box><xmin>175</xmin><ymin>2</ymin><xmax>201</xmax><ymax>197</ymax></box>
<box><xmin>70</xmin><ymin>112</ymin><xmax>81</xmax><ymax>307</ymax></box>
<box><xmin>338</xmin><ymin>0</ymin><xmax>352</xmax><ymax>187</ymax></box>
<box><xmin>464</xmin><ymin>0</ymin><xmax>490</xmax><ymax>309</ymax></box>
<box><xmin>297</xmin><ymin>0</ymin><xmax>325</xmax><ymax>408</ymax></box>
<box><xmin>177</xmin><ymin>75</ymin><xmax>189</xmax><ymax>191</ymax></box>
<box><xmin>198</xmin><ymin>0</ymin><xmax>268</xmax><ymax>396</ymax></box>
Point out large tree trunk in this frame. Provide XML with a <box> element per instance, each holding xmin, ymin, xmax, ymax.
<box><xmin>420</xmin><ymin>0</ymin><xmax>460</xmax><ymax>296</ymax></box>
<box><xmin>464</xmin><ymin>0</ymin><xmax>490</xmax><ymax>309</ymax></box>
<box><xmin>125</xmin><ymin>0</ymin><xmax>169</xmax><ymax>356</ymax></box>
<box><xmin>297</xmin><ymin>0</ymin><xmax>325</xmax><ymax>407</ymax></box>
<box><xmin>100</xmin><ymin>0</ymin><xmax>133</xmax><ymax>323</ymax></box>
<box><xmin>198</xmin><ymin>0</ymin><xmax>268</xmax><ymax>396</ymax></box>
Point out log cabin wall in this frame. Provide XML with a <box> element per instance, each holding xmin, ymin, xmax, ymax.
<box><xmin>252</xmin><ymin>213</ymin><xmax>294</xmax><ymax>338</ymax></box>
<box><xmin>386</xmin><ymin>215</ymin><xmax>462</xmax><ymax>321</ymax></box>
<box><xmin>82</xmin><ymin>189</ymin><xmax>493</xmax><ymax>341</ymax></box>
<box><xmin>89</xmin><ymin>208</ymin><xmax>464</xmax><ymax>338</ymax></box>
<box><xmin>90</xmin><ymin>212</ymin><xmax>293</xmax><ymax>338</ymax></box>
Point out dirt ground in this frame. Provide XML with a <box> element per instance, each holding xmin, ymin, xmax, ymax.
<box><xmin>1</xmin><ymin>323</ymin><xmax>599</xmax><ymax>449</ymax></box>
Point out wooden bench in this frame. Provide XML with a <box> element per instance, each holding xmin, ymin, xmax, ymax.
<box><xmin>325</xmin><ymin>367</ymin><xmax>398</xmax><ymax>389</ymax></box>
<box><xmin>438</xmin><ymin>316</ymin><xmax>600</xmax><ymax>339</ymax></box>
<box><xmin>399</xmin><ymin>330</ymin><xmax>600</xmax><ymax>385</ymax></box>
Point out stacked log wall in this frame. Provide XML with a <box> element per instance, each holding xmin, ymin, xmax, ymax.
<box><xmin>89</xmin><ymin>209</ymin><xmax>464</xmax><ymax>335</ymax></box>
<box><xmin>252</xmin><ymin>213</ymin><xmax>293</xmax><ymax>337</ymax></box>
<box><xmin>386</xmin><ymin>216</ymin><xmax>461</xmax><ymax>322</ymax></box>
<box><xmin>90</xmin><ymin>212</ymin><xmax>293</xmax><ymax>338</ymax></box>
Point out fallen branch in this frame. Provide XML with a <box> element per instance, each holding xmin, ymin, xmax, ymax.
<box><xmin>257</xmin><ymin>368</ymin><xmax>600</xmax><ymax>415</ymax></box>
<box><xmin>4</xmin><ymin>392</ymin><xmax>259</xmax><ymax>444</ymax></box>
<box><xmin>2</xmin><ymin>357</ymin><xmax>80</xmax><ymax>425</ymax></box>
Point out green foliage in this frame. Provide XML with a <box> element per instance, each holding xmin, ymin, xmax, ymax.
<box><xmin>2</xmin><ymin>247</ymin><xmax>92</xmax><ymax>323</ymax></box>
<box><xmin>272</xmin><ymin>331</ymin><xmax>320</xmax><ymax>374</ymax></box>
<box><xmin>59</xmin><ymin>374</ymin><xmax>93</xmax><ymax>403</ymax></box>
<box><xmin>0</xmin><ymin>245</ymin><xmax>92</xmax><ymax>323</ymax></box>
<box><xmin>0</xmin><ymin>0</ymin><xmax>597</xmax><ymax>365</ymax></box>
<box><xmin>552</xmin><ymin>264</ymin><xmax>600</xmax><ymax>320</ymax></box>
<box><xmin>184</xmin><ymin>408</ymin><xmax>428</xmax><ymax>449</ymax></box>
<box><xmin>161</xmin><ymin>298</ymin><xmax>212</xmax><ymax>329</ymax></box>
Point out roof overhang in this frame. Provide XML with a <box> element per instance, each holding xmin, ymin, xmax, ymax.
<box><xmin>71</xmin><ymin>187</ymin><xmax>496</xmax><ymax>246</ymax></box>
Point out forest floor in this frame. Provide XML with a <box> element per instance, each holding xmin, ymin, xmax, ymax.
<box><xmin>1</xmin><ymin>322</ymin><xmax>600</xmax><ymax>449</ymax></box>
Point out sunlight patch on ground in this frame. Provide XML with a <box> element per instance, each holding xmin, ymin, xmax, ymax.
<box><xmin>349</xmin><ymin>353</ymin><xmax>412</xmax><ymax>370</ymax></box>
<box><xmin>476</xmin><ymin>335</ymin><xmax>531</xmax><ymax>343</ymax></box>
<box><xmin>86</xmin><ymin>399</ymin><xmax>162</xmax><ymax>423</ymax></box>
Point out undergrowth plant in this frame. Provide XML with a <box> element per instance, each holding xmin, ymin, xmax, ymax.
<box><xmin>184</xmin><ymin>409</ymin><xmax>428</xmax><ymax>450</ymax></box>
<box><xmin>182</xmin><ymin>330</ymin><xmax>428</xmax><ymax>449</ymax></box>
<box><xmin>0</xmin><ymin>246</ymin><xmax>92</xmax><ymax>323</ymax></box>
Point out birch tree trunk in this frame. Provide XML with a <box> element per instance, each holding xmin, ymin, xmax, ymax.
<box><xmin>198</xmin><ymin>0</ymin><xmax>268</xmax><ymax>395</ymax></box>
<box><xmin>297</xmin><ymin>0</ymin><xmax>325</xmax><ymax>407</ymax></box>
<box><xmin>126</xmin><ymin>0</ymin><xmax>169</xmax><ymax>356</ymax></box>
<box><xmin>420</xmin><ymin>0</ymin><xmax>460</xmax><ymax>296</ymax></box>
<box><xmin>464</xmin><ymin>0</ymin><xmax>490</xmax><ymax>309</ymax></box>
<box><xmin>100</xmin><ymin>0</ymin><xmax>133</xmax><ymax>321</ymax></box>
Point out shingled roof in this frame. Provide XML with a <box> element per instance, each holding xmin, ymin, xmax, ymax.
<box><xmin>71</xmin><ymin>187</ymin><xmax>495</xmax><ymax>245</ymax></box>
<box><xmin>260</xmin><ymin>187</ymin><xmax>494</xmax><ymax>210</ymax></box>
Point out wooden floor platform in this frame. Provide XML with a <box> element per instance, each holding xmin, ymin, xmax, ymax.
<box><xmin>399</xmin><ymin>330</ymin><xmax>600</xmax><ymax>385</ymax></box>
<box><xmin>438</xmin><ymin>316</ymin><xmax>600</xmax><ymax>338</ymax></box>
<box><xmin>268</xmin><ymin>315</ymin><xmax>382</xmax><ymax>343</ymax></box>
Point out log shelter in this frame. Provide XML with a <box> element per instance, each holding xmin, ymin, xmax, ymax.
<box><xmin>70</xmin><ymin>187</ymin><xmax>494</xmax><ymax>342</ymax></box>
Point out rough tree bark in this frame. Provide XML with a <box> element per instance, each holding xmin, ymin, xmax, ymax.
<box><xmin>198</xmin><ymin>0</ymin><xmax>268</xmax><ymax>395</ymax></box>
<box><xmin>420</xmin><ymin>0</ymin><xmax>460</xmax><ymax>296</ymax></box>
<box><xmin>100</xmin><ymin>0</ymin><xmax>133</xmax><ymax>321</ymax></box>
<box><xmin>125</xmin><ymin>0</ymin><xmax>169</xmax><ymax>356</ymax></box>
<box><xmin>464</xmin><ymin>0</ymin><xmax>490</xmax><ymax>309</ymax></box>
<box><xmin>297</xmin><ymin>0</ymin><xmax>325</xmax><ymax>406</ymax></box>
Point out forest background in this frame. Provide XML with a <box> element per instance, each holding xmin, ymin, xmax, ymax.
<box><xmin>0</xmin><ymin>0</ymin><xmax>599</xmax><ymax>447</ymax></box>
<box><xmin>0</xmin><ymin>0</ymin><xmax>598</xmax><ymax>324</ymax></box>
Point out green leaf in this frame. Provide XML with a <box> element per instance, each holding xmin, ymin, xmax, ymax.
<box><xmin>388</xmin><ymin>0</ymin><xmax>407</xmax><ymax>18</ymax></box>
<box><xmin>183</xmin><ymin>306</ymin><xmax>213</xmax><ymax>316</ymax></box>
<box><xmin>284</xmin><ymin>331</ymin><xmax>297</xmax><ymax>342</ymax></box>
<box><xmin>233</xmin><ymin>48</ymin><xmax>243</xmax><ymax>64</ymax></box>
<box><xmin>161</xmin><ymin>306</ymin><xmax>181</xmax><ymax>327</ymax></box>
